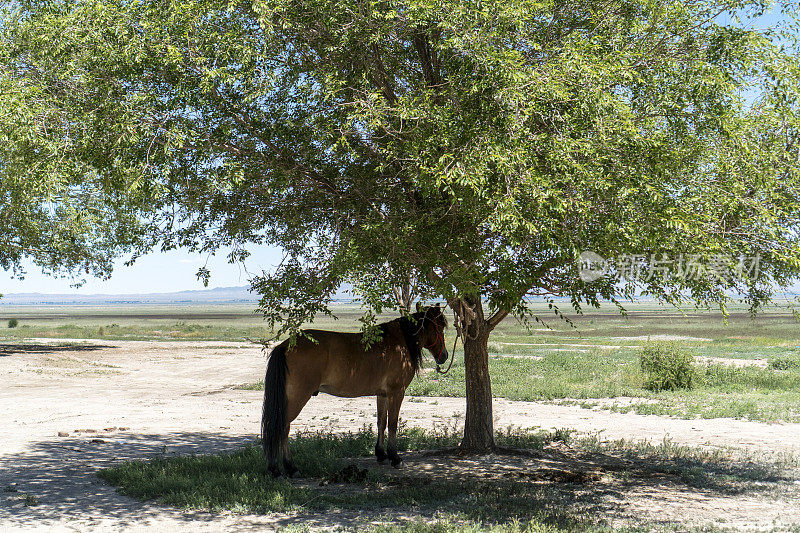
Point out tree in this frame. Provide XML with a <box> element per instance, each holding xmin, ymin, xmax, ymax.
<box><xmin>0</xmin><ymin>16</ymin><xmax>151</xmax><ymax>286</ymax></box>
<box><xmin>2</xmin><ymin>0</ymin><xmax>799</xmax><ymax>452</ymax></box>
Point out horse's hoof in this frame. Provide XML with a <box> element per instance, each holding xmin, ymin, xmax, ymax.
<box><xmin>375</xmin><ymin>445</ymin><xmax>388</xmax><ymax>463</ymax></box>
<box><xmin>391</xmin><ymin>458</ymin><xmax>403</xmax><ymax>468</ymax></box>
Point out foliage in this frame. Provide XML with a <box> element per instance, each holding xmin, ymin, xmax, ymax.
<box><xmin>639</xmin><ymin>342</ymin><xmax>696</xmax><ymax>391</ymax></box>
<box><xmin>7</xmin><ymin>318</ymin><xmax>18</xmax><ymax>328</ymax></box>
<box><xmin>0</xmin><ymin>62</ymin><xmax>151</xmax><ymax>284</ymax></box>
<box><xmin>2</xmin><ymin>0</ymin><xmax>799</xmax><ymax>327</ymax></box>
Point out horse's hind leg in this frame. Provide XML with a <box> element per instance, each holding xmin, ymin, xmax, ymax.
<box><xmin>280</xmin><ymin>382</ymin><xmax>315</xmax><ymax>477</ymax></box>
<box><xmin>280</xmin><ymin>426</ymin><xmax>298</xmax><ymax>478</ymax></box>
<box><xmin>375</xmin><ymin>395</ymin><xmax>388</xmax><ymax>463</ymax></box>
<box><xmin>386</xmin><ymin>391</ymin><xmax>405</xmax><ymax>467</ymax></box>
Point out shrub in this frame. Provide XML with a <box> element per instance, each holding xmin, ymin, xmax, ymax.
<box><xmin>7</xmin><ymin>319</ymin><xmax>18</xmax><ymax>328</ymax></box>
<box><xmin>769</xmin><ymin>355</ymin><xmax>800</xmax><ymax>371</ymax></box>
<box><xmin>639</xmin><ymin>341</ymin><xmax>695</xmax><ymax>392</ymax></box>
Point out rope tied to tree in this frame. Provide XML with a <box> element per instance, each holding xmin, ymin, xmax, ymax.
<box><xmin>435</xmin><ymin>301</ymin><xmax>472</xmax><ymax>375</ymax></box>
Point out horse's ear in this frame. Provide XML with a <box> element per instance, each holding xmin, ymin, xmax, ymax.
<box><xmin>416</xmin><ymin>302</ymin><xmax>422</xmax><ymax>313</ymax></box>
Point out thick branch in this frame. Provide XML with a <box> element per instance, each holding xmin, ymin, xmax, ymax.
<box><xmin>369</xmin><ymin>43</ymin><xmax>397</xmax><ymax>105</ymax></box>
<box><xmin>413</xmin><ymin>31</ymin><xmax>442</xmax><ymax>90</ymax></box>
<box><xmin>487</xmin><ymin>309</ymin><xmax>509</xmax><ymax>331</ymax></box>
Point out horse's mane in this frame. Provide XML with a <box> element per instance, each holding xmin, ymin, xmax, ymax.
<box><xmin>379</xmin><ymin>313</ymin><xmax>424</xmax><ymax>373</ymax></box>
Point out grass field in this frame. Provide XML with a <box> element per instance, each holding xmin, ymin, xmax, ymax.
<box><xmin>0</xmin><ymin>303</ymin><xmax>274</xmax><ymax>341</ymax></box>
<box><xmin>407</xmin><ymin>349</ymin><xmax>800</xmax><ymax>422</ymax></box>
<box><xmin>2</xmin><ymin>300</ymin><xmax>799</xmax><ymax>343</ymax></box>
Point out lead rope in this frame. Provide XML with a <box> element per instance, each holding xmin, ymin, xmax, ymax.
<box><xmin>435</xmin><ymin>308</ymin><xmax>462</xmax><ymax>375</ymax></box>
<box><xmin>435</xmin><ymin>332</ymin><xmax>457</xmax><ymax>374</ymax></box>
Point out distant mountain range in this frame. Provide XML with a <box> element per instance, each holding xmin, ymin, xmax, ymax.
<box><xmin>0</xmin><ymin>286</ymin><xmax>258</xmax><ymax>305</ymax></box>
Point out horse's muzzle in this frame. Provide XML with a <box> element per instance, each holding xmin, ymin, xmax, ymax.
<box><xmin>434</xmin><ymin>348</ymin><xmax>449</xmax><ymax>366</ymax></box>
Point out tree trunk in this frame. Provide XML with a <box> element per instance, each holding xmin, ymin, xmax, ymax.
<box><xmin>392</xmin><ymin>280</ymin><xmax>416</xmax><ymax>314</ymax></box>
<box><xmin>459</xmin><ymin>297</ymin><xmax>494</xmax><ymax>453</ymax></box>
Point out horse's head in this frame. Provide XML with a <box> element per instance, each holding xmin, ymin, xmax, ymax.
<box><xmin>415</xmin><ymin>303</ymin><xmax>449</xmax><ymax>365</ymax></box>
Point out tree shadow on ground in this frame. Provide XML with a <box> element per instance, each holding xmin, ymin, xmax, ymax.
<box><xmin>341</xmin><ymin>442</ymin><xmax>797</xmax><ymax>528</ymax></box>
<box><xmin>0</xmin><ymin>343</ymin><xmax>115</xmax><ymax>357</ymax></box>
<box><xmin>0</xmin><ymin>430</ymin><xmax>302</xmax><ymax>530</ymax></box>
<box><xmin>1</xmin><ymin>429</ymin><xmax>797</xmax><ymax>531</ymax></box>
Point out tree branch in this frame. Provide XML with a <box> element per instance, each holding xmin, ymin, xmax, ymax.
<box><xmin>487</xmin><ymin>308</ymin><xmax>509</xmax><ymax>331</ymax></box>
<box><xmin>370</xmin><ymin>43</ymin><xmax>397</xmax><ymax>105</ymax></box>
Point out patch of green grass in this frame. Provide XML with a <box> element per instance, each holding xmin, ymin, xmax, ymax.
<box><xmin>0</xmin><ymin>303</ymin><xmax>375</xmax><ymax>342</ymax></box>
<box><xmin>350</xmin><ymin>517</ymin><xmax>571</xmax><ymax>533</ymax></box>
<box><xmin>700</xmin><ymin>363</ymin><xmax>800</xmax><ymax>390</ymax></box>
<box><xmin>703</xmin><ymin>341</ymin><xmax>796</xmax><ymax>359</ymax></box>
<box><xmin>234</xmin><ymin>382</ymin><xmax>265</xmax><ymax>391</ymax></box>
<box><xmin>578</xmin><ymin>435</ymin><xmax>797</xmax><ymax>490</ymax></box>
<box><xmin>351</xmin><ymin>515</ymin><xmax>756</xmax><ymax>533</ymax></box>
<box><xmin>98</xmin><ymin>427</ymin><xmax>798</xmax><ymax>531</ymax></box>
<box><xmin>99</xmin><ymin>445</ymin><xmax>308</xmax><ymax>512</ymax></box>
<box><xmin>0</xmin><ymin>322</ymin><xmax>276</xmax><ymax>341</ymax></box>
<box><xmin>408</xmin><ymin>350</ymin><xmax>644</xmax><ymax>400</ymax></box>
<box><xmin>605</xmin><ymin>389</ymin><xmax>800</xmax><ymax>422</ymax></box>
<box><xmin>98</xmin><ymin>427</ymin><xmax>590</xmax><ymax>528</ymax></box>
<box><xmin>407</xmin><ymin>350</ymin><xmax>800</xmax><ymax>422</ymax></box>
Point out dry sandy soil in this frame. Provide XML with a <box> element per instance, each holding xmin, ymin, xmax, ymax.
<box><xmin>1</xmin><ymin>339</ymin><xmax>799</xmax><ymax>531</ymax></box>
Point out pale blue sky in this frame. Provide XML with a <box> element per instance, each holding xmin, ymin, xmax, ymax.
<box><xmin>0</xmin><ymin>246</ymin><xmax>283</xmax><ymax>294</ymax></box>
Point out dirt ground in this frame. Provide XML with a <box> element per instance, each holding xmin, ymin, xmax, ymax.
<box><xmin>1</xmin><ymin>339</ymin><xmax>799</xmax><ymax>531</ymax></box>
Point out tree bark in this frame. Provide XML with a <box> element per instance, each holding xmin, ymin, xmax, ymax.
<box><xmin>459</xmin><ymin>296</ymin><xmax>495</xmax><ymax>453</ymax></box>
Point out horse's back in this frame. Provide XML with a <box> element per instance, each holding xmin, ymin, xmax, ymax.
<box><xmin>285</xmin><ymin>327</ymin><xmax>412</xmax><ymax>398</ymax></box>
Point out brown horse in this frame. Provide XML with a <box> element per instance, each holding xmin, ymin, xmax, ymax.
<box><xmin>261</xmin><ymin>304</ymin><xmax>449</xmax><ymax>477</ymax></box>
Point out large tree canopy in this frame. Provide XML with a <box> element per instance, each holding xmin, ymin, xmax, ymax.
<box><xmin>2</xmin><ymin>0</ymin><xmax>799</xmax><ymax>449</ymax></box>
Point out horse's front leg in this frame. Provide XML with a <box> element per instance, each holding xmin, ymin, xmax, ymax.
<box><xmin>375</xmin><ymin>395</ymin><xmax>388</xmax><ymax>463</ymax></box>
<box><xmin>386</xmin><ymin>391</ymin><xmax>404</xmax><ymax>467</ymax></box>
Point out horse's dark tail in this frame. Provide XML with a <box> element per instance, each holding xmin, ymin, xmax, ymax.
<box><xmin>261</xmin><ymin>342</ymin><xmax>288</xmax><ymax>462</ymax></box>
